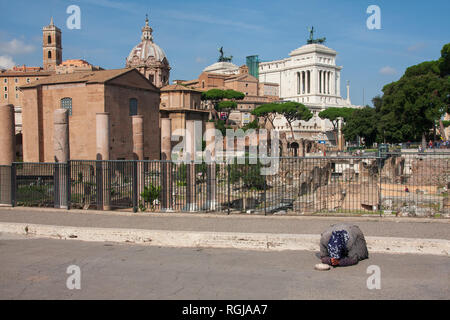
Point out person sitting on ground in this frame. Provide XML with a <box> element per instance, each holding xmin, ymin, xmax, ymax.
<box><xmin>319</xmin><ymin>223</ymin><xmax>369</xmax><ymax>267</ymax></box>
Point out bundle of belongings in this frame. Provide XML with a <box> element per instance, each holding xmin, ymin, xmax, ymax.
<box><xmin>319</xmin><ymin>223</ymin><xmax>369</xmax><ymax>267</ymax></box>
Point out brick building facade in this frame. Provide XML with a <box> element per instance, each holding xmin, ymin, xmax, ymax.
<box><xmin>20</xmin><ymin>68</ymin><xmax>160</xmax><ymax>162</ymax></box>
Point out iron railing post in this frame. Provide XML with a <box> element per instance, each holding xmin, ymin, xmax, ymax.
<box><xmin>227</xmin><ymin>163</ymin><xmax>231</xmax><ymax>215</ymax></box>
<box><xmin>10</xmin><ymin>163</ymin><xmax>16</xmax><ymax>207</ymax></box>
<box><xmin>378</xmin><ymin>157</ymin><xmax>382</xmax><ymax>217</ymax></box>
<box><xmin>53</xmin><ymin>163</ymin><xmax>59</xmax><ymax>208</ymax></box>
<box><xmin>96</xmin><ymin>160</ymin><xmax>103</xmax><ymax>210</ymax></box>
<box><xmin>67</xmin><ymin>161</ymin><xmax>71</xmax><ymax>210</ymax></box>
<box><xmin>264</xmin><ymin>172</ymin><xmax>267</xmax><ymax>216</ymax></box>
<box><xmin>132</xmin><ymin>160</ymin><xmax>138</xmax><ymax>213</ymax></box>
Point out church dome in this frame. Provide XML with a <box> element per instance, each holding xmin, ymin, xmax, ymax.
<box><xmin>127</xmin><ymin>41</ymin><xmax>167</xmax><ymax>64</ymax></box>
<box><xmin>126</xmin><ymin>16</ymin><xmax>168</xmax><ymax>66</ymax></box>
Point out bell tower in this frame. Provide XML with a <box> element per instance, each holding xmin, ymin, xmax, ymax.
<box><xmin>42</xmin><ymin>17</ymin><xmax>62</xmax><ymax>70</ymax></box>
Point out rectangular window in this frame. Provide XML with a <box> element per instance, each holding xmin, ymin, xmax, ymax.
<box><xmin>26</xmin><ymin>78</ymin><xmax>30</xmax><ymax>83</ymax></box>
<box><xmin>14</xmin><ymin>78</ymin><xmax>18</xmax><ymax>83</ymax></box>
<box><xmin>15</xmin><ymin>94</ymin><xmax>18</xmax><ymax>99</ymax></box>
<box><xmin>4</xmin><ymin>94</ymin><xmax>7</xmax><ymax>99</ymax></box>
<box><xmin>4</xmin><ymin>86</ymin><xmax>7</xmax><ymax>92</ymax></box>
<box><xmin>129</xmin><ymin>98</ymin><xmax>138</xmax><ymax>116</ymax></box>
<box><xmin>3</xmin><ymin>78</ymin><xmax>6</xmax><ymax>83</ymax></box>
<box><xmin>61</xmin><ymin>97</ymin><xmax>73</xmax><ymax>116</ymax></box>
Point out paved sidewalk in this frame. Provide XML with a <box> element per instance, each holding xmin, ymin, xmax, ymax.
<box><xmin>0</xmin><ymin>207</ymin><xmax>449</xmax><ymax>256</ymax></box>
<box><xmin>0</xmin><ymin>207</ymin><xmax>449</xmax><ymax>240</ymax></box>
<box><xmin>1</xmin><ymin>235</ymin><xmax>448</xmax><ymax>299</ymax></box>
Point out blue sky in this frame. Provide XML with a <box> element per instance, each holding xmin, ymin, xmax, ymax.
<box><xmin>0</xmin><ymin>0</ymin><xmax>449</xmax><ymax>106</ymax></box>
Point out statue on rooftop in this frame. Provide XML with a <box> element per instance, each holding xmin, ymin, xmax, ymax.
<box><xmin>307</xmin><ymin>26</ymin><xmax>326</xmax><ymax>44</ymax></box>
<box><xmin>218</xmin><ymin>46</ymin><xmax>233</xmax><ymax>62</ymax></box>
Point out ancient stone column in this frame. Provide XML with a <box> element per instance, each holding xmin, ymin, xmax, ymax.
<box><xmin>132</xmin><ymin>115</ymin><xmax>144</xmax><ymax>160</ymax></box>
<box><xmin>184</xmin><ymin>120</ymin><xmax>198</xmax><ymax>211</ymax></box>
<box><xmin>205</xmin><ymin>121</ymin><xmax>216</xmax><ymax>210</ymax></box>
<box><xmin>160</xmin><ymin>118</ymin><xmax>172</xmax><ymax>211</ymax></box>
<box><xmin>0</xmin><ymin>104</ymin><xmax>15</xmax><ymax>206</ymax></box>
<box><xmin>132</xmin><ymin>115</ymin><xmax>144</xmax><ymax>210</ymax></box>
<box><xmin>53</xmin><ymin>109</ymin><xmax>70</xmax><ymax>209</ymax></box>
<box><xmin>0</xmin><ymin>104</ymin><xmax>15</xmax><ymax>165</ymax></box>
<box><xmin>54</xmin><ymin>109</ymin><xmax>70</xmax><ymax>163</ymax></box>
<box><xmin>338</xmin><ymin>118</ymin><xmax>345</xmax><ymax>151</ymax></box>
<box><xmin>96</xmin><ymin>113</ymin><xmax>110</xmax><ymax>161</ymax></box>
<box><xmin>96</xmin><ymin>113</ymin><xmax>111</xmax><ymax>210</ymax></box>
<box><xmin>161</xmin><ymin>118</ymin><xmax>172</xmax><ymax>161</ymax></box>
<box><xmin>299</xmin><ymin>139</ymin><xmax>305</xmax><ymax>157</ymax></box>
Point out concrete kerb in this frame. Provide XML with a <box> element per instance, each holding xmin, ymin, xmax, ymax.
<box><xmin>1</xmin><ymin>206</ymin><xmax>449</xmax><ymax>224</ymax></box>
<box><xmin>0</xmin><ymin>222</ymin><xmax>448</xmax><ymax>256</ymax></box>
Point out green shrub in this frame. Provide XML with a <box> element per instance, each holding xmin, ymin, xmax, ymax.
<box><xmin>139</xmin><ymin>183</ymin><xmax>161</xmax><ymax>211</ymax></box>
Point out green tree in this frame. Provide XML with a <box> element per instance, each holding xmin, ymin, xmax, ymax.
<box><xmin>201</xmin><ymin>89</ymin><xmax>245</xmax><ymax>121</ymax></box>
<box><xmin>241</xmin><ymin>161</ymin><xmax>265</xmax><ymax>190</ymax></box>
<box><xmin>377</xmin><ymin>43</ymin><xmax>450</xmax><ymax>143</ymax></box>
<box><xmin>372</xmin><ymin>95</ymin><xmax>383</xmax><ymax>113</ymax></box>
<box><xmin>318</xmin><ymin>107</ymin><xmax>355</xmax><ymax>146</ymax></box>
<box><xmin>342</xmin><ymin>107</ymin><xmax>379</xmax><ymax>146</ymax></box>
<box><xmin>403</xmin><ymin>60</ymin><xmax>440</xmax><ymax>78</ymax></box>
<box><xmin>217</xmin><ymin>100</ymin><xmax>237</xmax><ymax>111</ymax></box>
<box><xmin>241</xmin><ymin>119</ymin><xmax>260</xmax><ymax>132</ymax></box>
<box><xmin>201</xmin><ymin>88</ymin><xmax>226</xmax><ymax>101</ymax></box>
<box><xmin>277</xmin><ymin>102</ymin><xmax>313</xmax><ymax>140</ymax></box>
<box><xmin>378</xmin><ymin>71</ymin><xmax>450</xmax><ymax>143</ymax></box>
<box><xmin>224</xmin><ymin>89</ymin><xmax>245</xmax><ymax>100</ymax></box>
<box><xmin>251</xmin><ymin>103</ymin><xmax>279</xmax><ymax>129</ymax></box>
<box><xmin>213</xmin><ymin>119</ymin><xmax>232</xmax><ymax>136</ymax></box>
<box><xmin>438</xmin><ymin>43</ymin><xmax>450</xmax><ymax>78</ymax></box>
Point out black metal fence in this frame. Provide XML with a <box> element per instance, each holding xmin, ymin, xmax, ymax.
<box><xmin>0</xmin><ymin>165</ymin><xmax>13</xmax><ymax>206</ymax></box>
<box><xmin>1</xmin><ymin>152</ymin><xmax>449</xmax><ymax>216</ymax></box>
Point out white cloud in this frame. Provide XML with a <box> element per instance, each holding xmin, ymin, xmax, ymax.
<box><xmin>78</xmin><ymin>0</ymin><xmax>142</xmax><ymax>14</ymax></box>
<box><xmin>0</xmin><ymin>38</ymin><xmax>35</xmax><ymax>55</ymax></box>
<box><xmin>195</xmin><ymin>57</ymin><xmax>207</xmax><ymax>64</ymax></box>
<box><xmin>379</xmin><ymin>66</ymin><xmax>397</xmax><ymax>75</ymax></box>
<box><xmin>0</xmin><ymin>55</ymin><xmax>15</xmax><ymax>69</ymax></box>
<box><xmin>407</xmin><ymin>42</ymin><xmax>426</xmax><ymax>52</ymax></box>
<box><xmin>164</xmin><ymin>10</ymin><xmax>264</xmax><ymax>31</ymax></box>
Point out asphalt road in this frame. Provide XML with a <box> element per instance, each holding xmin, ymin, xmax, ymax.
<box><xmin>1</xmin><ymin>208</ymin><xmax>449</xmax><ymax>240</ymax></box>
<box><xmin>0</xmin><ymin>233</ymin><xmax>448</xmax><ymax>300</ymax></box>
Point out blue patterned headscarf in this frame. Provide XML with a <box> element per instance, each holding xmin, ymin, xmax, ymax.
<box><xmin>327</xmin><ymin>230</ymin><xmax>349</xmax><ymax>259</ymax></box>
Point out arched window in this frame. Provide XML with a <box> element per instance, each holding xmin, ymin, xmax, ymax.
<box><xmin>48</xmin><ymin>51</ymin><xmax>52</xmax><ymax>59</ymax></box>
<box><xmin>129</xmin><ymin>98</ymin><xmax>138</xmax><ymax>116</ymax></box>
<box><xmin>61</xmin><ymin>97</ymin><xmax>72</xmax><ymax>116</ymax></box>
<box><xmin>48</xmin><ymin>35</ymin><xmax>51</xmax><ymax>44</ymax></box>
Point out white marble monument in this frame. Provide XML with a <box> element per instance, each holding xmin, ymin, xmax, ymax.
<box><xmin>258</xmin><ymin>29</ymin><xmax>361</xmax><ymax>144</ymax></box>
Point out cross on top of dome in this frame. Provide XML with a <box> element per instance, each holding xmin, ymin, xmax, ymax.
<box><xmin>141</xmin><ymin>14</ymin><xmax>153</xmax><ymax>41</ymax></box>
